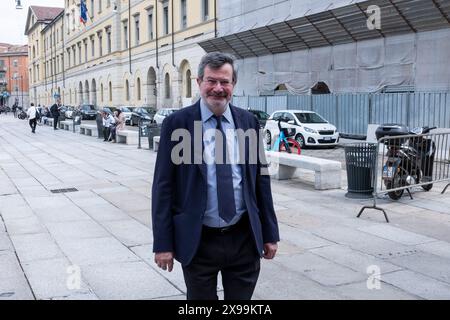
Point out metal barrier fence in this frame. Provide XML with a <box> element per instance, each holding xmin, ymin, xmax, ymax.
<box><xmin>233</xmin><ymin>92</ymin><xmax>450</xmax><ymax>136</ymax></box>
<box><xmin>358</xmin><ymin>130</ymin><xmax>450</xmax><ymax>222</ymax></box>
<box><xmin>137</xmin><ymin>119</ymin><xmax>161</xmax><ymax>150</ymax></box>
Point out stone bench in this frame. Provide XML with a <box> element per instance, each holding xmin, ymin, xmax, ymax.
<box><xmin>153</xmin><ymin>136</ymin><xmax>160</xmax><ymax>152</ymax></box>
<box><xmin>117</xmin><ymin>129</ymin><xmax>139</xmax><ymax>145</ymax></box>
<box><xmin>58</xmin><ymin>120</ymin><xmax>67</xmax><ymax>130</ymax></box>
<box><xmin>265</xmin><ymin>151</ymin><xmax>342</xmax><ymax>190</ymax></box>
<box><xmin>60</xmin><ymin>120</ymin><xmax>78</xmax><ymax>131</ymax></box>
<box><xmin>46</xmin><ymin>118</ymin><xmax>54</xmax><ymax>127</ymax></box>
<box><xmin>79</xmin><ymin>124</ymin><xmax>98</xmax><ymax>137</ymax></box>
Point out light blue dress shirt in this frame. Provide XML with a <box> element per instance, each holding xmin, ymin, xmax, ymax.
<box><xmin>200</xmin><ymin>99</ymin><xmax>247</xmax><ymax>227</ymax></box>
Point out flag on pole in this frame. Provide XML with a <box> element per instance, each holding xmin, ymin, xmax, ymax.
<box><xmin>80</xmin><ymin>0</ymin><xmax>88</xmax><ymax>24</ymax></box>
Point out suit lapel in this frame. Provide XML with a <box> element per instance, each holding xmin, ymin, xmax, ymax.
<box><xmin>188</xmin><ymin>101</ymin><xmax>207</xmax><ymax>181</ymax></box>
<box><xmin>230</xmin><ymin>105</ymin><xmax>248</xmax><ymax>180</ymax></box>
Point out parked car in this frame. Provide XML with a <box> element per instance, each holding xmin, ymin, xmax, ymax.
<box><xmin>130</xmin><ymin>107</ymin><xmax>156</xmax><ymax>126</ymax></box>
<box><xmin>153</xmin><ymin>108</ymin><xmax>178</xmax><ymax>124</ymax></box>
<box><xmin>79</xmin><ymin>104</ymin><xmax>97</xmax><ymax>120</ymax></box>
<box><xmin>247</xmin><ymin>109</ymin><xmax>270</xmax><ymax>129</ymax></box>
<box><xmin>143</xmin><ymin>106</ymin><xmax>157</xmax><ymax>120</ymax></box>
<box><xmin>58</xmin><ymin>105</ymin><xmax>68</xmax><ymax>121</ymax></box>
<box><xmin>102</xmin><ymin>106</ymin><xmax>115</xmax><ymax>115</ymax></box>
<box><xmin>116</xmin><ymin>106</ymin><xmax>133</xmax><ymax>124</ymax></box>
<box><xmin>264</xmin><ymin>110</ymin><xmax>339</xmax><ymax>148</ymax></box>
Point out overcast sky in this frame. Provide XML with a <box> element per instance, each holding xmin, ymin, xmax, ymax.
<box><xmin>0</xmin><ymin>0</ymin><xmax>64</xmax><ymax>45</ymax></box>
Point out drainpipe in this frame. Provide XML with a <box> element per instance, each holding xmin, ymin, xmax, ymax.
<box><xmin>128</xmin><ymin>0</ymin><xmax>132</xmax><ymax>74</ymax></box>
<box><xmin>171</xmin><ymin>0</ymin><xmax>175</xmax><ymax>67</ymax></box>
<box><xmin>62</xmin><ymin>13</ymin><xmax>65</xmax><ymax>88</ymax></box>
<box><xmin>155</xmin><ymin>0</ymin><xmax>159</xmax><ymax>69</ymax></box>
<box><xmin>214</xmin><ymin>0</ymin><xmax>217</xmax><ymax>38</ymax></box>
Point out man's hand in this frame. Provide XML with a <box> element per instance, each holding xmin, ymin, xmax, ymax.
<box><xmin>155</xmin><ymin>252</ymin><xmax>174</xmax><ymax>272</ymax></box>
<box><xmin>263</xmin><ymin>242</ymin><xmax>278</xmax><ymax>259</ymax></box>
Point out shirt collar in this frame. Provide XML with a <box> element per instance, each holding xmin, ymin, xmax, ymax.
<box><xmin>200</xmin><ymin>98</ymin><xmax>232</xmax><ymax>124</ymax></box>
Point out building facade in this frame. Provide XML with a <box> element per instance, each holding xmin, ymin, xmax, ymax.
<box><xmin>199</xmin><ymin>0</ymin><xmax>450</xmax><ymax>95</ymax></box>
<box><xmin>25</xmin><ymin>0</ymin><xmax>216</xmax><ymax>109</ymax></box>
<box><xmin>0</xmin><ymin>43</ymin><xmax>29</xmax><ymax>108</ymax></box>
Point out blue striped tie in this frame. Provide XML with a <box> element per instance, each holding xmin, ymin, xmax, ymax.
<box><xmin>213</xmin><ymin>115</ymin><xmax>236</xmax><ymax>223</ymax></box>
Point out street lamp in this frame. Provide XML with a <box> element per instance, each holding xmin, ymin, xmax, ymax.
<box><xmin>15</xmin><ymin>0</ymin><xmax>23</xmax><ymax>9</ymax></box>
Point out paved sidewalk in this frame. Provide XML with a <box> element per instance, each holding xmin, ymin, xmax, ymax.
<box><xmin>1</xmin><ymin>114</ymin><xmax>450</xmax><ymax>300</ymax></box>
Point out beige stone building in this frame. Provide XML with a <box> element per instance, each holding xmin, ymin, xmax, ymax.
<box><xmin>25</xmin><ymin>0</ymin><xmax>216</xmax><ymax>109</ymax></box>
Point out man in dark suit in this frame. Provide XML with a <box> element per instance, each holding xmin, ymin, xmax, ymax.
<box><xmin>50</xmin><ymin>98</ymin><xmax>61</xmax><ymax>130</ymax></box>
<box><xmin>152</xmin><ymin>52</ymin><xmax>279</xmax><ymax>300</ymax></box>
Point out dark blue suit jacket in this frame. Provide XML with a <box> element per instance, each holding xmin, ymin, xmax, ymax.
<box><xmin>152</xmin><ymin>101</ymin><xmax>279</xmax><ymax>266</ymax></box>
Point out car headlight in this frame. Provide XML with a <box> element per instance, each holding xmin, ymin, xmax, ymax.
<box><xmin>304</xmin><ymin>127</ymin><xmax>317</xmax><ymax>134</ymax></box>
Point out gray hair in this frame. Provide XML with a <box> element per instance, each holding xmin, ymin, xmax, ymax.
<box><xmin>198</xmin><ymin>52</ymin><xmax>238</xmax><ymax>84</ymax></box>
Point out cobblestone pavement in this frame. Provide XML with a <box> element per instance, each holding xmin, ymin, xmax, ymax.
<box><xmin>1</xmin><ymin>114</ymin><xmax>450</xmax><ymax>300</ymax></box>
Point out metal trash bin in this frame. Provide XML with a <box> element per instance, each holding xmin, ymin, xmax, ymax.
<box><xmin>344</xmin><ymin>143</ymin><xmax>378</xmax><ymax>199</ymax></box>
<box><xmin>147</xmin><ymin>123</ymin><xmax>161</xmax><ymax>149</ymax></box>
<box><xmin>95</xmin><ymin>112</ymin><xmax>103</xmax><ymax>138</ymax></box>
<box><xmin>137</xmin><ymin>121</ymin><xmax>150</xmax><ymax>149</ymax></box>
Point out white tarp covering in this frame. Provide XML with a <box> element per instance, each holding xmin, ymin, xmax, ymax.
<box><xmin>233</xmin><ymin>28</ymin><xmax>450</xmax><ymax>95</ymax></box>
<box><xmin>218</xmin><ymin>0</ymin><xmax>364</xmax><ymax>36</ymax></box>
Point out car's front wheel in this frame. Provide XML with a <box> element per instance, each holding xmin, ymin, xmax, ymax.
<box><xmin>265</xmin><ymin>130</ymin><xmax>272</xmax><ymax>145</ymax></box>
<box><xmin>295</xmin><ymin>133</ymin><xmax>305</xmax><ymax>148</ymax></box>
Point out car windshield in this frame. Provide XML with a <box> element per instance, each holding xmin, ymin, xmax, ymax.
<box><xmin>294</xmin><ymin>112</ymin><xmax>327</xmax><ymax>124</ymax></box>
<box><xmin>253</xmin><ymin>111</ymin><xmax>269</xmax><ymax>120</ymax></box>
<box><xmin>82</xmin><ymin>105</ymin><xmax>95</xmax><ymax>111</ymax></box>
<box><xmin>121</xmin><ymin>107</ymin><xmax>131</xmax><ymax>112</ymax></box>
<box><xmin>145</xmin><ymin>108</ymin><xmax>156</xmax><ymax>115</ymax></box>
<box><xmin>140</xmin><ymin>108</ymin><xmax>149</xmax><ymax>114</ymax></box>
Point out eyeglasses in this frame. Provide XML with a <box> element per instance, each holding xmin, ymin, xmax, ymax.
<box><xmin>202</xmin><ymin>78</ymin><xmax>233</xmax><ymax>87</ymax></box>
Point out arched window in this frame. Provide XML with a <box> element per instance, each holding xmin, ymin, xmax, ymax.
<box><xmin>186</xmin><ymin>70</ymin><xmax>192</xmax><ymax>98</ymax></box>
<box><xmin>311</xmin><ymin>81</ymin><xmax>330</xmax><ymax>94</ymax></box>
<box><xmin>109</xmin><ymin>82</ymin><xmax>112</xmax><ymax>102</ymax></box>
<box><xmin>125</xmin><ymin>80</ymin><xmax>130</xmax><ymax>101</ymax></box>
<box><xmin>136</xmin><ymin>78</ymin><xmax>141</xmax><ymax>101</ymax></box>
<box><xmin>101</xmin><ymin>84</ymin><xmax>104</xmax><ymax>102</ymax></box>
<box><xmin>165</xmin><ymin>73</ymin><xmax>170</xmax><ymax>99</ymax></box>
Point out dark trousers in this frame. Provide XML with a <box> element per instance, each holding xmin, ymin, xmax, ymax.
<box><xmin>103</xmin><ymin>127</ymin><xmax>111</xmax><ymax>141</ymax></box>
<box><xmin>182</xmin><ymin>215</ymin><xmax>260</xmax><ymax>300</ymax></box>
<box><xmin>29</xmin><ymin>118</ymin><xmax>37</xmax><ymax>132</ymax></box>
<box><xmin>53</xmin><ymin>115</ymin><xmax>59</xmax><ymax>129</ymax></box>
<box><xmin>110</xmin><ymin>126</ymin><xmax>117</xmax><ymax>141</ymax></box>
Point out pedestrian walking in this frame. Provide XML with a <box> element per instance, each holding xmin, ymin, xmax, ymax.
<box><xmin>50</xmin><ymin>99</ymin><xmax>62</xmax><ymax>130</ymax></box>
<box><xmin>26</xmin><ymin>103</ymin><xmax>39</xmax><ymax>133</ymax></box>
<box><xmin>152</xmin><ymin>52</ymin><xmax>279</xmax><ymax>300</ymax></box>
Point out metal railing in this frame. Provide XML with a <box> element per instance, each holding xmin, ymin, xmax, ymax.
<box><xmin>358</xmin><ymin>130</ymin><xmax>450</xmax><ymax>222</ymax></box>
<box><xmin>233</xmin><ymin>92</ymin><xmax>450</xmax><ymax>137</ymax></box>
<box><xmin>137</xmin><ymin>118</ymin><xmax>161</xmax><ymax>150</ymax></box>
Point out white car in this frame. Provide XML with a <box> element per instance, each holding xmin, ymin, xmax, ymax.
<box><xmin>153</xmin><ymin>108</ymin><xmax>178</xmax><ymax>124</ymax></box>
<box><xmin>264</xmin><ymin>110</ymin><xmax>339</xmax><ymax>148</ymax></box>
<box><xmin>64</xmin><ymin>106</ymin><xmax>75</xmax><ymax>119</ymax></box>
